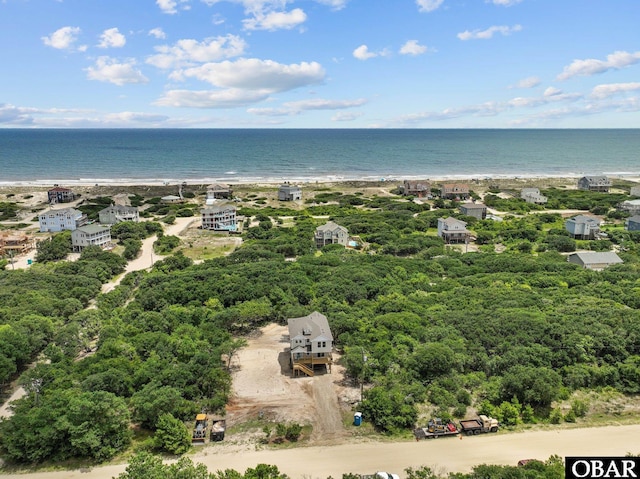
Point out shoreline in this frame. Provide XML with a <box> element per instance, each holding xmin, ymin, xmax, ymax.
<box><xmin>2</xmin><ymin>173</ymin><xmax>640</xmax><ymax>189</ymax></box>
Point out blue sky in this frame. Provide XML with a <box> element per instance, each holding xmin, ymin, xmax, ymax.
<box><xmin>1</xmin><ymin>0</ymin><xmax>639</xmax><ymax>128</ymax></box>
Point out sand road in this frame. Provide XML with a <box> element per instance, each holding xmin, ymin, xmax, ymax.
<box><xmin>1</xmin><ymin>424</ymin><xmax>639</xmax><ymax>479</ymax></box>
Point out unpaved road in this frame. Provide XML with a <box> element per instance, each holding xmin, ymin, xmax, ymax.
<box><xmin>2</xmin><ymin>424</ymin><xmax>640</xmax><ymax>479</ymax></box>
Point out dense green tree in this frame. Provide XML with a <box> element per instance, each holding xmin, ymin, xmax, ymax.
<box><xmin>153</xmin><ymin>413</ymin><xmax>191</xmax><ymax>455</ymax></box>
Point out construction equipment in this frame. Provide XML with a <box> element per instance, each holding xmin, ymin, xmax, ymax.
<box><xmin>210</xmin><ymin>418</ymin><xmax>226</xmax><ymax>441</ymax></box>
<box><xmin>192</xmin><ymin>414</ymin><xmax>209</xmax><ymax>444</ymax></box>
<box><xmin>414</xmin><ymin>417</ymin><xmax>459</xmax><ymax>440</ymax></box>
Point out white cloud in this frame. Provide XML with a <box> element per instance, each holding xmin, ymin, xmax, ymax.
<box><xmin>399</xmin><ymin>40</ymin><xmax>428</xmax><ymax>56</ymax></box>
<box><xmin>243</xmin><ymin>8</ymin><xmax>306</xmax><ymax>31</ymax></box>
<box><xmin>147</xmin><ymin>35</ymin><xmax>247</xmax><ymax>69</ymax></box>
<box><xmin>98</xmin><ymin>28</ymin><xmax>126</xmax><ymax>49</ymax></box>
<box><xmin>416</xmin><ymin>0</ymin><xmax>443</xmax><ymax>13</ymax></box>
<box><xmin>557</xmin><ymin>50</ymin><xmax>640</xmax><ymax>81</ymax></box>
<box><xmin>512</xmin><ymin>76</ymin><xmax>541</xmax><ymax>88</ymax></box>
<box><xmin>353</xmin><ymin>45</ymin><xmax>377</xmax><ymax>60</ymax></box>
<box><xmin>332</xmin><ymin>111</ymin><xmax>363</xmax><ymax>121</ymax></box>
<box><xmin>0</xmin><ymin>103</ymin><xmax>37</xmax><ymax>125</ymax></box>
<box><xmin>457</xmin><ymin>24</ymin><xmax>522</xmax><ymax>40</ymax></box>
<box><xmin>157</xmin><ymin>0</ymin><xmax>190</xmax><ymax>14</ymax></box>
<box><xmin>314</xmin><ymin>0</ymin><xmax>348</xmax><ymax>10</ymax></box>
<box><xmin>155</xmin><ymin>88</ymin><xmax>271</xmax><ymax>108</ymax></box>
<box><xmin>86</xmin><ymin>57</ymin><xmax>149</xmax><ymax>85</ymax></box>
<box><xmin>149</xmin><ymin>28</ymin><xmax>167</xmax><ymax>39</ymax></box>
<box><xmin>248</xmin><ymin>97</ymin><xmax>366</xmax><ymax>116</ymax></box>
<box><xmin>104</xmin><ymin>112</ymin><xmax>170</xmax><ymax>123</ymax></box>
<box><xmin>42</xmin><ymin>26</ymin><xmax>82</xmax><ymax>50</ymax></box>
<box><xmin>489</xmin><ymin>0</ymin><xmax>522</xmax><ymax>6</ymax></box>
<box><xmin>591</xmin><ymin>82</ymin><xmax>640</xmax><ymax>99</ymax></box>
<box><xmin>176</xmin><ymin>58</ymin><xmax>325</xmax><ymax>92</ymax></box>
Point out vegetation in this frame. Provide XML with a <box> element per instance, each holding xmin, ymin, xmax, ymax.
<box><xmin>2</xmin><ymin>184</ymin><xmax>640</xmax><ymax>466</ymax></box>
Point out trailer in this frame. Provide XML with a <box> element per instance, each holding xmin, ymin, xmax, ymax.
<box><xmin>413</xmin><ymin>418</ymin><xmax>459</xmax><ymax>440</ymax></box>
<box><xmin>210</xmin><ymin>418</ymin><xmax>226</xmax><ymax>441</ymax></box>
<box><xmin>458</xmin><ymin>414</ymin><xmax>499</xmax><ymax>436</ymax></box>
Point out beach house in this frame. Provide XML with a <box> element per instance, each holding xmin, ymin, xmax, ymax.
<box><xmin>459</xmin><ymin>202</ymin><xmax>487</xmax><ymax>220</ymax></box>
<box><xmin>626</xmin><ymin>216</ymin><xmax>640</xmax><ymax>231</ymax></box>
<box><xmin>401</xmin><ymin>180</ymin><xmax>431</xmax><ymax>198</ymax></box>
<box><xmin>0</xmin><ymin>232</ymin><xmax>34</xmax><ymax>257</ymax></box>
<box><xmin>206</xmin><ymin>184</ymin><xmax>233</xmax><ymax>203</ymax></box>
<box><xmin>567</xmin><ymin>251</ymin><xmax>623</xmax><ymax>271</ymax></box>
<box><xmin>99</xmin><ymin>205</ymin><xmax>140</xmax><ymax>224</ymax></box>
<box><xmin>617</xmin><ymin>199</ymin><xmax>640</xmax><ymax>216</ymax></box>
<box><xmin>315</xmin><ymin>221</ymin><xmax>349</xmax><ymax>248</ymax></box>
<box><xmin>565</xmin><ymin>215</ymin><xmax>602</xmax><ymax>240</ymax></box>
<box><xmin>47</xmin><ymin>186</ymin><xmax>76</xmax><ymax>204</ymax></box>
<box><xmin>630</xmin><ymin>185</ymin><xmax>640</xmax><ymax>196</ymax></box>
<box><xmin>278</xmin><ymin>183</ymin><xmax>302</xmax><ymax>201</ymax></box>
<box><xmin>71</xmin><ymin>224</ymin><xmax>112</xmax><ymax>252</ymax></box>
<box><xmin>38</xmin><ymin>208</ymin><xmax>88</xmax><ymax>232</ymax></box>
<box><xmin>521</xmin><ymin>187</ymin><xmax>548</xmax><ymax>204</ymax></box>
<box><xmin>441</xmin><ymin>183</ymin><xmax>470</xmax><ymax>200</ymax></box>
<box><xmin>201</xmin><ymin>203</ymin><xmax>237</xmax><ymax>232</ymax></box>
<box><xmin>287</xmin><ymin>311</ymin><xmax>333</xmax><ymax>377</ymax></box>
<box><xmin>578</xmin><ymin>176</ymin><xmax>611</xmax><ymax>192</ymax></box>
<box><xmin>437</xmin><ymin>217</ymin><xmax>470</xmax><ymax>244</ymax></box>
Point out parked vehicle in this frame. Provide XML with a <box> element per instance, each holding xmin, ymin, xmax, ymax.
<box><xmin>458</xmin><ymin>414</ymin><xmax>499</xmax><ymax>435</ymax></box>
<box><xmin>210</xmin><ymin>418</ymin><xmax>226</xmax><ymax>441</ymax></box>
<box><xmin>414</xmin><ymin>417</ymin><xmax>459</xmax><ymax>439</ymax></box>
<box><xmin>192</xmin><ymin>414</ymin><xmax>209</xmax><ymax>443</ymax></box>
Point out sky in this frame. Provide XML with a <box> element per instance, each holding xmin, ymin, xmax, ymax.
<box><xmin>1</xmin><ymin>0</ymin><xmax>639</xmax><ymax>128</ymax></box>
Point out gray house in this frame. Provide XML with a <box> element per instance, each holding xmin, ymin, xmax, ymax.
<box><xmin>626</xmin><ymin>215</ymin><xmax>640</xmax><ymax>231</ymax></box>
<box><xmin>565</xmin><ymin>215</ymin><xmax>602</xmax><ymax>240</ymax></box>
<box><xmin>71</xmin><ymin>224</ymin><xmax>112</xmax><ymax>252</ymax></box>
<box><xmin>47</xmin><ymin>186</ymin><xmax>75</xmax><ymax>204</ymax></box>
<box><xmin>278</xmin><ymin>183</ymin><xmax>302</xmax><ymax>201</ymax></box>
<box><xmin>441</xmin><ymin>183</ymin><xmax>470</xmax><ymax>200</ymax></box>
<box><xmin>315</xmin><ymin>221</ymin><xmax>348</xmax><ymax>248</ymax></box>
<box><xmin>201</xmin><ymin>203</ymin><xmax>237</xmax><ymax>232</ymax></box>
<box><xmin>206</xmin><ymin>184</ymin><xmax>233</xmax><ymax>204</ymax></box>
<box><xmin>99</xmin><ymin>205</ymin><xmax>139</xmax><ymax>224</ymax></box>
<box><xmin>630</xmin><ymin>185</ymin><xmax>640</xmax><ymax>197</ymax></box>
<box><xmin>437</xmin><ymin>217</ymin><xmax>470</xmax><ymax>244</ymax></box>
<box><xmin>521</xmin><ymin>187</ymin><xmax>548</xmax><ymax>204</ymax></box>
<box><xmin>618</xmin><ymin>199</ymin><xmax>640</xmax><ymax>215</ymax></box>
<box><xmin>287</xmin><ymin>311</ymin><xmax>333</xmax><ymax>377</ymax></box>
<box><xmin>567</xmin><ymin>251</ymin><xmax>623</xmax><ymax>271</ymax></box>
<box><xmin>578</xmin><ymin>176</ymin><xmax>611</xmax><ymax>192</ymax></box>
<box><xmin>459</xmin><ymin>202</ymin><xmax>487</xmax><ymax>220</ymax></box>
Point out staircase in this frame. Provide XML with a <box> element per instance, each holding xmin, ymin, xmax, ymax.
<box><xmin>293</xmin><ymin>362</ymin><xmax>314</xmax><ymax>377</ymax></box>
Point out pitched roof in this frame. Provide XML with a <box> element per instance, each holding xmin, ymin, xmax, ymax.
<box><xmin>75</xmin><ymin>224</ymin><xmax>110</xmax><ymax>234</ymax></box>
<box><xmin>201</xmin><ymin>202</ymin><xmax>236</xmax><ymax>213</ymax></box>
<box><xmin>460</xmin><ymin>202</ymin><xmax>486</xmax><ymax>209</ymax></box>
<box><xmin>569</xmin><ymin>251</ymin><xmax>623</xmax><ymax>265</ymax></box>
<box><xmin>316</xmin><ymin>221</ymin><xmax>347</xmax><ymax>234</ymax></box>
<box><xmin>567</xmin><ymin>214</ymin><xmax>600</xmax><ymax>225</ymax></box>
<box><xmin>287</xmin><ymin>311</ymin><xmax>333</xmax><ymax>341</ymax></box>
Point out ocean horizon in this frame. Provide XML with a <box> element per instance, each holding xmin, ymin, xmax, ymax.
<box><xmin>1</xmin><ymin>128</ymin><xmax>639</xmax><ymax>186</ymax></box>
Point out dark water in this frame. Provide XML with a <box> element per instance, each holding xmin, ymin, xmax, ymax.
<box><xmin>1</xmin><ymin>129</ymin><xmax>638</xmax><ymax>184</ymax></box>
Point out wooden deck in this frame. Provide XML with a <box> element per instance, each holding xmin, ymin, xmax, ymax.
<box><xmin>291</xmin><ymin>355</ymin><xmax>333</xmax><ymax>377</ymax></box>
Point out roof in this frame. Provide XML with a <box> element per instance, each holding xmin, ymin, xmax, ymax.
<box><xmin>40</xmin><ymin>207</ymin><xmax>82</xmax><ymax>216</ymax></box>
<box><xmin>569</xmin><ymin>252</ymin><xmax>623</xmax><ymax>265</ymax></box>
<box><xmin>442</xmin><ymin>183</ymin><xmax>469</xmax><ymax>189</ymax></box>
<box><xmin>279</xmin><ymin>184</ymin><xmax>301</xmax><ymax>191</ymax></box>
<box><xmin>100</xmin><ymin>205</ymin><xmax>138</xmax><ymax>213</ymax></box>
<box><xmin>75</xmin><ymin>224</ymin><xmax>110</xmax><ymax>234</ymax></box>
<box><xmin>48</xmin><ymin>186</ymin><xmax>72</xmax><ymax>192</ymax></box>
<box><xmin>287</xmin><ymin>311</ymin><xmax>333</xmax><ymax>342</ymax></box>
<box><xmin>208</xmin><ymin>183</ymin><xmax>231</xmax><ymax>190</ymax></box>
<box><xmin>201</xmin><ymin>203</ymin><xmax>236</xmax><ymax>213</ymax></box>
<box><xmin>460</xmin><ymin>202</ymin><xmax>486</xmax><ymax>209</ymax></box>
<box><xmin>567</xmin><ymin>214</ymin><xmax>600</xmax><ymax>225</ymax></box>
<box><xmin>621</xmin><ymin>199</ymin><xmax>640</xmax><ymax>206</ymax></box>
<box><xmin>439</xmin><ymin>216</ymin><xmax>467</xmax><ymax>227</ymax></box>
<box><xmin>162</xmin><ymin>195</ymin><xmax>181</xmax><ymax>200</ymax></box>
<box><xmin>581</xmin><ymin>175</ymin><xmax>610</xmax><ymax>182</ymax></box>
<box><xmin>316</xmin><ymin>221</ymin><xmax>347</xmax><ymax>234</ymax></box>
<box><xmin>628</xmin><ymin>215</ymin><xmax>640</xmax><ymax>223</ymax></box>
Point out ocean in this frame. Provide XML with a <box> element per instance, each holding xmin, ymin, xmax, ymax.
<box><xmin>1</xmin><ymin>129</ymin><xmax>639</xmax><ymax>185</ymax></box>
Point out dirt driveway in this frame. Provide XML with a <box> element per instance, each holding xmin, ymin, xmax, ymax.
<box><xmin>226</xmin><ymin>324</ymin><xmax>358</xmax><ymax>444</ymax></box>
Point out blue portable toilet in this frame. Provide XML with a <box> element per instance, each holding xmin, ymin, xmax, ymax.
<box><xmin>27</xmin><ymin>259</ymin><xmax>32</xmax><ymax>265</ymax></box>
<box><xmin>353</xmin><ymin>412</ymin><xmax>362</xmax><ymax>426</ymax></box>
